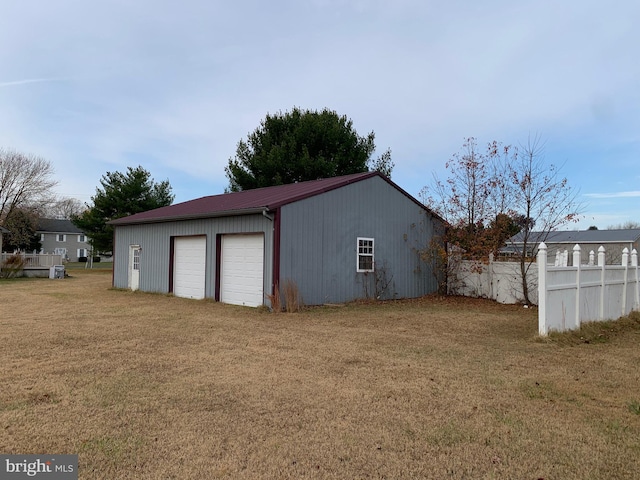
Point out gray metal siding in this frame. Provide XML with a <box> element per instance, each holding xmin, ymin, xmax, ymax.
<box><xmin>279</xmin><ymin>176</ymin><xmax>441</xmax><ymax>305</ymax></box>
<box><xmin>113</xmin><ymin>214</ymin><xmax>274</xmax><ymax>302</ymax></box>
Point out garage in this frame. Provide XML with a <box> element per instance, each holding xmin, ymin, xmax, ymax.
<box><xmin>220</xmin><ymin>234</ymin><xmax>264</xmax><ymax>307</ymax></box>
<box><xmin>111</xmin><ymin>172</ymin><xmax>444</xmax><ymax>306</ymax></box>
<box><xmin>173</xmin><ymin>236</ymin><xmax>206</xmax><ymax>299</ymax></box>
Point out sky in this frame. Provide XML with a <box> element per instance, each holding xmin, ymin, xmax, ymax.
<box><xmin>0</xmin><ymin>0</ymin><xmax>638</xmax><ymax>230</ymax></box>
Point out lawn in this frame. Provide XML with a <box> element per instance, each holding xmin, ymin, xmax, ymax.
<box><xmin>1</xmin><ymin>271</ymin><xmax>639</xmax><ymax>479</ymax></box>
<box><xmin>63</xmin><ymin>261</ymin><xmax>113</xmax><ymax>272</ymax></box>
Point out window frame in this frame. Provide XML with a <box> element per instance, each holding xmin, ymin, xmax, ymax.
<box><xmin>56</xmin><ymin>234</ymin><xmax>66</xmax><ymax>242</ymax></box>
<box><xmin>78</xmin><ymin>234</ymin><xmax>86</xmax><ymax>243</ymax></box>
<box><xmin>356</xmin><ymin>237</ymin><xmax>375</xmax><ymax>273</ymax></box>
<box><xmin>133</xmin><ymin>248</ymin><xmax>141</xmax><ymax>271</ymax></box>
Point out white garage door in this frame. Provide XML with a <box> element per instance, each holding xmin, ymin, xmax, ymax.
<box><xmin>220</xmin><ymin>234</ymin><xmax>264</xmax><ymax>307</ymax></box>
<box><xmin>174</xmin><ymin>236</ymin><xmax>206</xmax><ymax>299</ymax></box>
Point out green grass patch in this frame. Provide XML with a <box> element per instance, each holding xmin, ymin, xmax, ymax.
<box><xmin>628</xmin><ymin>400</ymin><xmax>640</xmax><ymax>415</ymax></box>
<box><xmin>542</xmin><ymin>311</ymin><xmax>640</xmax><ymax>345</ymax></box>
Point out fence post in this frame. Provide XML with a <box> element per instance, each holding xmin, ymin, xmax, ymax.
<box><xmin>538</xmin><ymin>242</ymin><xmax>548</xmax><ymax>335</ymax></box>
<box><xmin>573</xmin><ymin>244</ymin><xmax>581</xmax><ymax>329</ymax></box>
<box><xmin>632</xmin><ymin>249</ymin><xmax>639</xmax><ymax>310</ymax></box>
<box><xmin>622</xmin><ymin>248</ymin><xmax>629</xmax><ymax>317</ymax></box>
<box><xmin>589</xmin><ymin>250</ymin><xmax>595</xmax><ymax>266</ymax></box>
<box><xmin>598</xmin><ymin>246</ymin><xmax>605</xmax><ymax>320</ymax></box>
<box><xmin>563</xmin><ymin>249</ymin><xmax>568</xmax><ymax>267</ymax></box>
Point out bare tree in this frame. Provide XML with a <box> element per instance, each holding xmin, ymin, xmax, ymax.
<box><xmin>0</xmin><ymin>148</ymin><xmax>57</xmax><ymax>225</ymax></box>
<box><xmin>46</xmin><ymin>197</ymin><xmax>86</xmax><ymax>219</ymax></box>
<box><xmin>421</xmin><ymin>138</ymin><xmax>516</xmax><ymax>258</ymax></box>
<box><xmin>606</xmin><ymin>221</ymin><xmax>640</xmax><ymax>229</ymax></box>
<box><xmin>506</xmin><ymin>135</ymin><xmax>582</xmax><ymax>304</ymax></box>
<box><xmin>423</xmin><ymin>136</ymin><xmax>581</xmax><ymax>305</ymax></box>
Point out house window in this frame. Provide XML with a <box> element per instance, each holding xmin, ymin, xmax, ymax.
<box><xmin>40</xmin><ymin>233</ymin><xmax>45</xmax><ymax>242</ymax></box>
<box><xmin>77</xmin><ymin>248</ymin><xmax>87</xmax><ymax>258</ymax></box>
<box><xmin>357</xmin><ymin>237</ymin><xmax>374</xmax><ymax>272</ymax></box>
<box><xmin>56</xmin><ymin>234</ymin><xmax>66</xmax><ymax>242</ymax></box>
<box><xmin>78</xmin><ymin>234</ymin><xmax>86</xmax><ymax>242</ymax></box>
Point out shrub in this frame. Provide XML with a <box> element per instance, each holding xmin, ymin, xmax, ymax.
<box><xmin>0</xmin><ymin>254</ymin><xmax>26</xmax><ymax>279</ymax></box>
<box><xmin>78</xmin><ymin>256</ymin><xmax>88</xmax><ymax>263</ymax></box>
<box><xmin>92</xmin><ymin>256</ymin><xmax>101</xmax><ymax>263</ymax></box>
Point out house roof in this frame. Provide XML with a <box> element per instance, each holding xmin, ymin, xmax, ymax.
<box><xmin>110</xmin><ymin>172</ymin><xmax>441</xmax><ymax>226</ymax></box>
<box><xmin>509</xmin><ymin>229</ymin><xmax>640</xmax><ymax>245</ymax></box>
<box><xmin>37</xmin><ymin>218</ymin><xmax>85</xmax><ymax>234</ymax></box>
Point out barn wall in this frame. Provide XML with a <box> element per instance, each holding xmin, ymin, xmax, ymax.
<box><xmin>113</xmin><ymin>214</ymin><xmax>274</xmax><ymax>301</ymax></box>
<box><xmin>279</xmin><ymin>176</ymin><xmax>442</xmax><ymax>305</ymax></box>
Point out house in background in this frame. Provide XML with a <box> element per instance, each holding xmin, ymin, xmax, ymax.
<box><xmin>37</xmin><ymin>219</ymin><xmax>91</xmax><ymax>262</ymax></box>
<box><xmin>109</xmin><ymin>172</ymin><xmax>445</xmax><ymax>307</ymax></box>
<box><xmin>505</xmin><ymin>229</ymin><xmax>640</xmax><ymax>265</ymax></box>
<box><xmin>0</xmin><ymin>225</ymin><xmax>9</xmax><ymax>253</ymax></box>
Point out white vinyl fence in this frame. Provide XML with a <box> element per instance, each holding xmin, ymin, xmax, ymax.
<box><xmin>537</xmin><ymin>243</ymin><xmax>640</xmax><ymax>335</ymax></box>
<box><xmin>449</xmin><ymin>254</ymin><xmax>538</xmax><ymax>304</ymax></box>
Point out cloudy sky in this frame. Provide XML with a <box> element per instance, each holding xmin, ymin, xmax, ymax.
<box><xmin>1</xmin><ymin>0</ymin><xmax>638</xmax><ymax>229</ymax></box>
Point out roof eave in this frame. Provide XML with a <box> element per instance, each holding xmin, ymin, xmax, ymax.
<box><xmin>109</xmin><ymin>207</ymin><xmax>271</xmax><ymax>226</ymax></box>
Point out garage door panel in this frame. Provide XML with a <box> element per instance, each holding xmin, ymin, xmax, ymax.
<box><xmin>221</xmin><ymin>234</ymin><xmax>264</xmax><ymax>307</ymax></box>
<box><xmin>174</xmin><ymin>236</ymin><xmax>206</xmax><ymax>300</ymax></box>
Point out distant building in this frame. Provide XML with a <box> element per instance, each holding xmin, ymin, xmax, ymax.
<box><xmin>505</xmin><ymin>229</ymin><xmax>640</xmax><ymax>265</ymax></box>
<box><xmin>37</xmin><ymin>219</ymin><xmax>91</xmax><ymax>262</ymax></box>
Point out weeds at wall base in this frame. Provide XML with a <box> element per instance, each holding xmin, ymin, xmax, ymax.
<box><xmin>266</xmin><ymin>279</ymin><xmax>303</xmax><ymax>313</ymax></box>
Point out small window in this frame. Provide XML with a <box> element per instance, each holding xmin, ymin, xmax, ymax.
<box><xmin>357</xmin><ymin>237</ymin><xmax>374</xmax><ymax>272</ymax></box>
<box><xmin>133</xmin><ymin>248</ymin><xmax>141</xmax><ymax>271</ymax></box>
<box><xmin>77</xmin><ymin>248</ymin><xmax>87</xmax><ymax>258</ymax></box>
<box><xmin>56</xmin><ymin>234</ymin><xmax>66</xmax><ymax>242</ymax></box>
<box><xmin>78</xmin><ymin>234</ymin><xmax>86</xmax><ymax>242</ymax></box>
<box><xmin>40</xmin><ymin>233</ymin><xmax>45</xmax><ymax>242</ymax></box>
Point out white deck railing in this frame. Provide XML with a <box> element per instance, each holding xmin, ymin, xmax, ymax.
<box><xmin>1</xmin><ymin>252</ymin><xmax>63</xmax><ymax>268</ymax></box>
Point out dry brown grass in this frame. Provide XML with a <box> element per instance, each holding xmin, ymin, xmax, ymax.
<box><xmin>1</xmin><ymin>273</ymin><xmax>639</xmax><ymax>479</ymax></box>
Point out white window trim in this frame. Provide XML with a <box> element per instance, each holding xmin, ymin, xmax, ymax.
<box><xmin>133</xmin><ymin>247</ymin><xmax>141</xmax><ymax>271</ymax></box>
<box><xmin>78</xmin><ymin>234</ymin><xmax>86</xmax><ymax>242</ymax></box>
<box><xmin>357</xmin><ymin>237</ymin><xmax>375</xmax><ymax>273</ymax></box>
<box><xmin>56</xmin><ymin>234</ymin><xmax>66</xmax><ymax>242</ymax></box>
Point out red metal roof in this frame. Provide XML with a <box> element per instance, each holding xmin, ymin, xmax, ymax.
<box><xmin>110</xmin><ymin>172</ymin><xmax>434</xmax><ymax>225</ymax></box>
